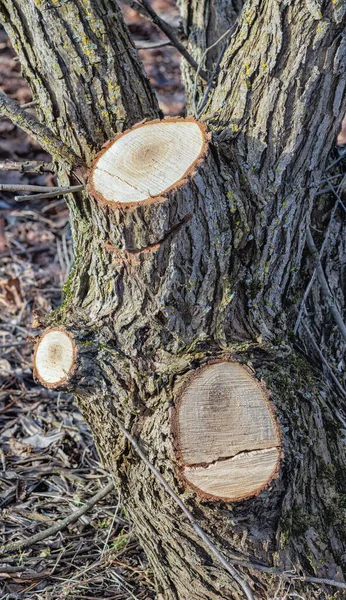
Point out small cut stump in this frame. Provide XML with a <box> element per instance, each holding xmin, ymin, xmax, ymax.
<box><xmin>33</xmin><ymin>328</ymin><xmax>76</xmax><ymax>388</ymax></box>
<box><xmin>89</xmin><ymin>118</ymin><xmax>207</xmax><ymax>206</ymax></box>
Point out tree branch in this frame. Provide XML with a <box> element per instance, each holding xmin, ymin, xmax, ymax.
<box><xmin>0</xmin><ymin>0</ymin><xmax>160</xmax><ymax>162</ymax></box>
<box><xmin>15</xmin><ymin>185</ymin><xmax>84</xmax><ymax>202</ymax></box>
<box><xmin>294</xmin><ymin>194</ymin><xmax>342</xmax><ymax>334</ymax></box>
<box><xmin>0</xmin><ymin>99</ymin><xmax>38</xmax><ymax>118</ymax></box>
<box><xmin>193</xmin><ymin>24</ymin><xmax>236</xmax><ymax>117</ymax></box>
<box><xmin>132</xmin><ymin>0</ymin><xmax>208</xmax><ymax>81</ymax></box>
<box><xmin>0</xmin><ymin>92</ymin><xmax>84</xmax><ymax>166</ymax></box>
<box><xmin>136</xmin><ymin>40</ymin><xmax>172</xmax><ymax>50</ymax></box>
<box><xmin>0</xmin><ymin>184</ymin><xmax>62</xmax><ymax>193</ymax></box>
<box><xmin>301</xmin><ymin>319</ymin><xmax>346</xmax><ymax>397</ymax></box>
<box><xmin>0</xmin><ymin>160</ymin><xmax>55</xmax><ymax>173</ymax></box>
<box><xmin>306</xmin><ymin>226</ymin><xmax>346</xmax><ymax>344</ymax></box>
<box><xmin>0</xmin><ymin>480</ymin><xmax>114</xmax><ymax>557</ymax></box>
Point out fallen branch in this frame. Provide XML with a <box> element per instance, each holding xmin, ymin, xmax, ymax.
<box><xmin>325</xmin><ymin>151</ymin><xmax>346</xmax><ymax>172</ymax></box>
<box><xmin>326</xmin><ymin>179</ymin><xmax>346</xmax><ymax>213</ymax></box>
<box><xmin>0</xmin><ymin>244</ymin><xmax>52</xmax><ymax>258</ymax></box>
<box><xmin>306</xmin><ymin>226</ymin><xmax>346</xmax><ymax>343</ymax></box>
<box><xmin>294</xmin><ymin>197</ymin><xmax>341</xmax><ymax>334</ymax></box>
<box><xmin>0</xmin><ymin>340</ymin><xmax>32</xmax><ymax>349</ymax></box>
<box><xmin>301</xmin><ymin>319</ymin><xmax>346</xmax><ymax>397</ymax></box>
<box><xmin>0</xmin><ymin>92</ymin><xmax>83</xmax><ymax>166</ymax></box>
<box><xmin>228</xmin><ymin>560</ymin><xmax>346</xmax><ymax>591</ymax></box>
<box><xmin>15</xmin><ymin>184</ymin><xmax>84</xmax><ymax>202</ymax></box>
<box><xmin>0</xmin><ymin>480</ymin><xmax>114</xmax><ymax>557</ymax></box>
<box><xmin>0</xmin><ymin>160</ymin><xmax>55</xmax><ymax>173</ymax></box>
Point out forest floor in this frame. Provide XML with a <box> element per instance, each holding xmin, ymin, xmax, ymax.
<box><xmin>0</xmin><ymin>2</ymin><xmax>183</xmax><ymax>599</ymax></box>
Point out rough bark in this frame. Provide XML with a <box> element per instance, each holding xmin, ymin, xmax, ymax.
<box><xmin>205</xmin><ymin>0</ymin><xmax>346</xmax><ymax>348</ymax></box>
<box><xmin>0</xmin><ymin>0</ymin><xmax>160</xmax><ymax>163</ymax></box>
<box><xmin>2</xmin><ymin>1</ymin><xmax>346</xmax><ymax>599</ymax></box>
<box><xmin>177</xmin><ymin>0</ymin><xmax>244</xmax><ymax>109</ymax></box>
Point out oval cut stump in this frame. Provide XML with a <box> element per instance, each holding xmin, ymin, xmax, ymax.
<box><xmin>33</xmin><ymin>328</ymin><xmax>76</xmax><ymax>388</ymax></box>
<box><xmin>89</xmin><ymin>118</ymin><xmax>208</xmax><ymax>207</ymax></box>
<box><xmin>174</xmin><ymin>361</ymin><xmax>281</xmax><ymax>502</ymax></box>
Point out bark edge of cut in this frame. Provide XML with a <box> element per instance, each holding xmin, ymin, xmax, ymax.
<box><xmin>88</xmin><ymin>117</ymin><xmax>210</xmax><ymax>209</ymax></box>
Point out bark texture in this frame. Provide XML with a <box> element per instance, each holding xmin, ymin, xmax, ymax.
<box><xmin>0</xmin><ymin>0</ymin><xmax>160</xmax><ymax>163</ymax></box>
<box><xmin>177</xmin><ymin>0</ymin><xmax>244</xmax><ymax>108</ymax></box>
<box><xmin>2</xmin><ymin>1</ymin><xmax>346</xmax><ymax>599</ymax></box>
<box><xmin>204</xmin><ymin>0</ymin><xmax>346</xmax><ymax>344</ymax></box>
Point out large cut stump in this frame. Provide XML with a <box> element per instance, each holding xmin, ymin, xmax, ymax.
<box><xmin>173</xmin><ymin>361</ymin><xmax>281</xmax><ymax>501</ymax></box>
<box><xmin>89</xmin><ymin>118</ymin><xmax>207</xmax><ymax>207</ymax></box>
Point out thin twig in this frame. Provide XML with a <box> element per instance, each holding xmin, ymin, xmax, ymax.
<box><xmin>15</xmin><ymin>184</ymin><xmax>84</xmax><ymax>202</ymax></box>
<box><xmin>20</xmin><ymin>100</ymin><xmax>39</xmax><ymax>109</ymax></box>
<box><xmin>301</xmin><ymin>319</ymin><xmax>346</xmax><ymax>397</ymax></box>
<box><xmin>0</xmin><ymin>480</ymin><xmax>114</xmax><ymax>557</ymax></box>
<box><xmin>315</xmin><ymin>179</ymin><xmax>346</xmax><ymax>206</ymax></box>
<box><xmin>0</xmin><ymin>92</ymin><xmax>83</xmax><ymax>166</ymax></box>
<box><xmin>315</xmin><ymin>187</ymin><xmax>335</xmax><ymax>197</ymax></box>
<box><xmin>0</xmin><ymin>341</ymin><xmax>32</xmax><ymax>349</ymax></box>
<box><xmin>101</xmin><ymin>499</ymin><xmax>120</xmax><ymax>558</ymax></box>
<box><xmin>318</xmin><ymin>173</ymin><xmax>344</xmax><ymax>185</ymax></box>
<box><xmin>0</xmin><ymin>244</ymin><xmax>52</xmax><ymax>258</ymax></box>
<box><xmin>306</xmin><ymin>226</ymin><xmax>346</xmax><ymax>343</ymax></box>
<box><xmin>136</xmin><ymin>40</ymin><xmax>172</xmax><ymax>50</ymax></box>
<box><xmin>110</xmin><ymin>413</ymin><xmax>255</xmax><ymax>600</ymax></box>
<box><xmin>0</xmin><ymin>160</ymin><xmax>55</xmax><ymax>173</ymax></box>
<box><xmin>195</xmin><ymin>43</ymin><xmax>227</xmax><ymax>117</ymax></box>
<box><xmin>0</xmin><ymin>184</ymin><xmax>62</xmax><ymax>193</ymax></box>
<box><xmin>294</xmin><ymin>198</ymin><xmax>341</xmax><ymax>334</ymax></box>
<box><xmin>325</xmin><ymin>151</ymin><xmax>346</xmax><ymax>172</ymax></box>
<box><xmin>224</xmin><ymin>559</ymin><xmax>346</xmax><ymax>590</ymax></box>
<box><xmin>326</xmin><ymin>180</ymin><xmax>346</xmax><ymax>213</ymax></box>
<box><xmin>111</xmin><ymin>414</ymin><xmax>346</xmax><ymax>593</ymax></box>
<box><xmin>194</xmin><ymin>24</ymin><xmax>236</xmax><ymax>118</ymax></box>
<box><xmin>136</xmin><ymin>0</ymin><xmax>208</xmax><ymax>81</ymax></box>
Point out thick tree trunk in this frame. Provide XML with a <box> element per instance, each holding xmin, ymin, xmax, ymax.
<box><xmin>2</xmin><ymin>1</ymin><xmax>346</xmax><ymax>599</ymax></box>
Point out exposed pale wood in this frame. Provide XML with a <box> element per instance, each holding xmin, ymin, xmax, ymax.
<box><xmin>90</xmin><ymin>119</ymin><xmax>207</xmax><ymax>205</ymax></box>
<box><xmin>184</xmin><ymin>447</ymin><xmax>280</xmax><ymax>501</ymax></box>
<box><xmin>176</xmin><ymin>362</ymin><xmax>280</xmax><ymax>466</ymax></box>
<box><xmin>34</xmin><ymin>329</ymin><xmax>75</xmax><ymax>387</ymax></box>
<box><xmin>175</xmin><ymin>361</ymin><xmax>281</xmax><ymax>500</ymax></box>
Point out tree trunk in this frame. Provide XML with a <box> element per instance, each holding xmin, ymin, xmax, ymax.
<box><xmin>2</xmin><ymin>1</ymin><xmax>346</xmax><ymax>599</ymax></box>
<box><xmin>176</xmin><ymin>0</ymin><xmax>244</xmax><ymax>109</ymax></box>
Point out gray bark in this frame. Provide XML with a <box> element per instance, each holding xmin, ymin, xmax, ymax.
<box><xmin>2</xmin><ymin>1</ymin><xmax>346</xmax><ymax>599</ymax></box>
<box><xmin>0</xmin><ymin>0</ymin><xmax>160</xmax><ymax>163</ymax></box>
<box><xmin>177</xmin><ymin>0</ymin><xmax>244</xmax><ymax>109</ymax></box>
